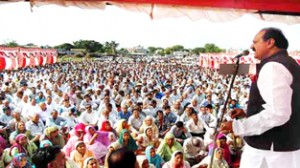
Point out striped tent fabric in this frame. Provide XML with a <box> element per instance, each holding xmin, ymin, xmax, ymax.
<box><xmin>0</xmin><ymin>47</ymin><xmax>57</xmax><ymax>70</ymax></box>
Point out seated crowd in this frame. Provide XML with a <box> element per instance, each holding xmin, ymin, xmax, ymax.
<box><xmin>0</xmin><ymin>61</ymin><xmax>250</xmax><ymax>168</ymax></box>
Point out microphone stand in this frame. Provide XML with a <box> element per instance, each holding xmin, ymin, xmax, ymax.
<box><xmin>209</xmin><ymin>57</ymin><xmax>241</xmax><ymax>168</ymax></box>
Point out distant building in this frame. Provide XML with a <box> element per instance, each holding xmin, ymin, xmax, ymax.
<box><xmin>127</xmin><ymin>46</ymin><xmax>148</xmax><ymax>57</ymax></box>
<box><xmin>57</xmin><ymin>49</ymin><xmax>70</xmax><ymax>55</ymax></box>
<box><xmin>173</xmin><ymin>51</ymin><xmax>190</xmax><ymax>58</ymax></box>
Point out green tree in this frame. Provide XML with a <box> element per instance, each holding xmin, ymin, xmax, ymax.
<box><xmin>148</xmin><ymin>46</ymin><xmax>158</xmax><ymax>55</ymax></box>
<box><xmin>171</xmin><ymin>45</ymin><xmax>184</xmax><ymax>52</ymax></box>
<box><xmin>164</xmin><ymin>47</ymin><xmax>173</xmax><ymax>55</ymax></box>
<box><xmin>73</xmin><ymin>40</ymin><xmax>103</xmax><ymax>53</ymax></box>
<box><xmin>5</xmin><ymin>40</ymin><xmax>19</xmax><ymax>47</ymax></box>
<box><xmin>192</xmin><ymin>47</ymin><xmax>206</xmax><ymax>55</ymax></box>
<box><xmin>110</xmin><ymin>41</ymin><xmax>119</xmax><ymax>55</ymax></box>
<box><xmin>204</xmin><ymin>43</ymin><xmax>222</xmax><ymax>53</ymax></box>
<box><xmin>156</xmin><ymin>48</ymin><xmax>165</xmax><ymax>56</ymax></box>
<box><xmin>118</xmin><ymin>48</ymin><xmax>130</xmax><ymax>56</ymax></box>
<box><xmin>54</xmin><ymin>43</ymin><xmax>74</xmax><ymax>51</ymax></box>
<box><xmin>103</xmin><ymin>41</ymin><xmax>119</xmax><ymax>55</ymax></box>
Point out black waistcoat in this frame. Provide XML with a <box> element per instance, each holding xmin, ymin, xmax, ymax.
<box><xmin>244</xmin><ymin>50</ymin><xmax>300</xmax><ymax>151</ymax></box>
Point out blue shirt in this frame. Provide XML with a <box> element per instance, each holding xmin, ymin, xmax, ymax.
<box><xmin>165</xmin><ymin>112</ymin><xmax>177</xmax><ymax>124</ymax></box>
<box><xmin>35</xmin><ymin>97</ymin><xmax>46</xmax><ymax>104</ymax></box>
<box><xmin>118</xmin><ymin>111</ymin><xmax>132</xmax><ymax>121</ymax></box>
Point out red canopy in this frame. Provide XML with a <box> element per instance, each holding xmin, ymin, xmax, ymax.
<box><xmin>29</xmin><ymin>0</ymin><xmax>300</xmax><ymax>24</ymax></box>
<box><xmin>108</xmin><ymin>0</ymin><xmax>300</xmax><ymax>14</ymax></box>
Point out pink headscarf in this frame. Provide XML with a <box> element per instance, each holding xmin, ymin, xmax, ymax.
<box><xmin>209</xmin><ymin>133</ymin><xmax>231</xmax><ymax>165</ymax></box>
<box><xmin>63</xmin><ymin>123</ymin><xmax>86</xmax><ymax>157</ymax></box>
<box><xmin>0</xmin><ymin>135</ymin><xmax>6</xmax><ymax>149</ymax></box>
<box><xmin>74</xmin><ymin>123</ymin><xmax>86</xmax><ymax>137</ymax></box>
<box><xmin>84</xmin><ymin>126</ymin><xmax>110</xmax><ymax>147</ymax></box>
<box><xmin>10</xmin><ymin>134</ymin><xmax>27</xmax><ymax>155</ymax></box>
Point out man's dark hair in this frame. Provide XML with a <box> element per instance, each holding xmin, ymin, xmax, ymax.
<box><xmin>163</xmin><ymin>105</ymin><xmax>171</xmax><ymax>110</ymax></box>
<box><xmin>156</xmin><ymin>110</ymin><xmax>163</xmax><ymax>115</ymax></box>
<box><xmin>108</xmin><ymin>148</ymin><xmax>137</xmax><ymax>168</ymax></box>
<box><xmin>176</xmin><ymin>121</ymin><xmax>184</xmax><ymax>128</ymax></box>
<box><xmin>205</xmin><ymin>104</ymin><xmax>213</xmax><ymax>109</ymax></box>
<box><xmin>151</xmin><ymin>99</ymin><xmax>157</xmax><ymax>104</ymax></box>
<box><xmin>191</xmin><ymin>111</ymin><xmax>198</xmax><ymax>116</ymax></box>
<box><xmin>32</xmin><ymin>146</ymin><xmax>62</xmax><ymax>168</ymax></box>
<box><xmin>261</xmin><ymin>27</ymin><xmax>289</xmax><ymax>49</ymax></box>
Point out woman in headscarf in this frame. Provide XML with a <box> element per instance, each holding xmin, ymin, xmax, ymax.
<box><xmin>63</xmin><ymin>123</ymin><xmax>86</xmax><ymax>157</ymax></box>
<box><xmin>39</xmin><ymin>140</ymin><xmax>53</xmax><ymax>149</ymax></box>
<box><xmin>40</xmin><ymin>126</ymin><xmax>65</xmax><ymax>148</ymax></box>
<box><xmin>137</xmin><ymin>155</ymin><xmax>155</xmax><ymax>168</ymax></box>
<box><xmin>110</xmin><ymin>129</ymin><xmax>138</xmax><ymax>151</ymax></box>
<box><xmin>145</xmin><ymin>146</ymin><xmax>163</xmax><ymax>168</ymax></box>
<box><xmin>156</xmin><ymin>133</ymin><xmax>183</xmax><ymax>162</ymax></box>
<box><xmin>0</xmin><ymin>145</ymin><xmax>12</xmax><ymax>168</ymax></box>
<box><xmin>70</xmin><ymin>141</ymin><xmax>95</xmax><ymax>168</ymax></box>
<box><xmin>137</xmin><ymin>126</ymin><xmax>159</xmax><ymax>151</ymax></box>
<box><xmin>208</xmin><ymin>134</ymin><xmax>231</xmax><ymax>166</ymax></box>
<box><xmin>209</xmin><ymin>147</ymin><xmax>229</xmax><ymax>168</ymax></box>
<box><xmin>10</xmin><ymin>134</ymin><xmax>37</xmax><ymax>164</ymax></box>
<box><xmin>83</xmin><ymin>157</ymin><xmax>99</xmax><ymax>168</ymax></box>
<box><xmin>139</xmin><ymin>116</ymin><xmax>159</xmax><ymax>139</ymax></box>
<box><xmin>0</xmin><ymin>135</ymin><xmax>6</xmax><ymax>152</ymax></box>
<box><xmin>84</xmin><ymin>126</ymin><xmax>109</xmax><ymax>164</ymax></box>
<box><xmin>9</xmin><ymin>153</ymin><xmax>31</xmax><ymax>168</ymax></box>
<box><xmin>9</xmin><ymin>121</ymin><xmax>32</xmax><ymax>145</ymax></box>
<box><xmin>99</xmin><ymin>120</ymin><xmax>118</xmax><ymax>141</ymax></box>
<box><xmin>115</xmin><ymin>119</ymin><xmax>131</xmax><ymax>136</ymax></box>
<box><xmin>162</xmin><ymin>150</ymin><xmax>190</xmax><ymax>168</ymax></box>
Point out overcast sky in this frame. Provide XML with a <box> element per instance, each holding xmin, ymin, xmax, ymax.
<box><xmin>0</xmin><ymin>2</ymin><xmax>300</xmax><ymax>50</ymax></box>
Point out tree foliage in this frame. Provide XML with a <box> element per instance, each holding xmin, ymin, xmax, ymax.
<box><xmin>73</xmin><ymin>40</ymin><xmax>103</xmax><ymax>53</ymax></box>
<box><xmin>171</xmin><ymin>45</ymin><xmax>185</xmax><ymax>52</ymax></box>
<box><xmin>104</xmin><ymin>41</ymin><xmax>119</xmax><ymax>55</ymax></box>
<box><xmin>204</xmin><ymin>43</ymin><xmax>222</xmax><ymax>53</ymax></box>
<box><xmin>118</xmin><ymin>48</ymin><xmax>130</xmax><ymax>56</ymax></box>
<box><xmin>191</xmin><ymin>47</ymin><xmax>206</xmax><ymax>55</ymax></box>
<box><xmin>147</xmin><ymin>46</ymin><xmax>157</xmax><ymax>55</ymax></box>
<box><xmin>2</xmin><ymin>39</ymin><xmax>226</xmax><ymax>58</ymax></box>
<box><xmin>54</xmin><ymin>43</ymin><xmax>74</xmax><ymax>51</ymax></box>
<box><xmin>5</xmin><ymin>40</ymin><xmax>19</xmax><ymax>47</ymax></box>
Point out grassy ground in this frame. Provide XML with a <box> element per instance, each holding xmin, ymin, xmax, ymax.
<box><xmin>58</xmin><ymin>56</ymin><xmax>94</xmax><ymax>62</ymax></box>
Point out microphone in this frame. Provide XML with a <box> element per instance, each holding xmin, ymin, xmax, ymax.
<box><xmin>234</xmin><ymin>50</ymin><xmax>249</xmax><ymax>59</ymax></box>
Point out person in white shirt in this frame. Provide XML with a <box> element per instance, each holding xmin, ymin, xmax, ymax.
<box><xmin>128</xmin><ymin>108</ymin><xmax>143</xmax><ymax>134</ymax></box>
<box><xmin>79</xmin><ymin>103</ymin><xmax>98</xmax><ymax>126</ymax></box>
<box><xmin>37</xmin><ymin>102</ymin><xmax>52</xmax><ymax>123</ymax></box>
<box><xmin>143</xmin><ymin>100</ymin><xmax>161</xmax><ymax>117</ymax></box>
<box><xmin>23</xmin><ymin>98</ymin><xmax>40</xmax><ymax>120</ymax></box>
<box><xmin>59</xmin><ymin>99</ymin><xmax>76</xmax><ymax>115</ymax></box>
<box><xmin>170</xmin><ymin>89</ymin><xmax>180</xmax><ymax>105</ymax></box>
<box><xmin>0</xmin><ymin>99</ymin><xmax>14</xmax><ymax>115</ymax></box>
<box><xmin>17</xmin><ymin>95</ymin><xmax>29</xmax><ymax>114</ymax></box>
<box><xmin>183</xmin><ymin>137</ymin><xmax>207</xmax><ymax>166</ymax></box>
<box><xmin>0</xmin><ymin>107</ymin><xmax>13</xmax><ymax>125</ymax></box>
<box><xmin>220</xmin><ymin>27</ymin><xmax>300</xmax><ymax>168</ymax></box>
<box><xmin>45</xmin><ymin>96</ymin><xmax>57</xmax><ymax>112</ymax></box>
<box><xmin>186</xmin><ymin>111</ymin><xmax>206</xmax><ymax>139</ymax></box>
<box><xmin>61</xmin><ymin>107</ymin><xmax>78</xmax><ymax>129</ymax></box>
<box><xmin>171</xmin><ymin>100</ymin><xmax>184</xmax><ymax>117</ymax></box>
<box><xmin>179</xmin><ymin>106</ymin><xmax>194</xmax><ymax>124</ymax></box>
<box><xmin>199</xmin><ymin>105</ymin><xmax>217</xmax><ymax>128</ymax></box>
<box><xmin>192</xmin><ymin>89</ymin><xmax>205</xmax><ymax>107</ymax></box>
<box><xmin>25</xmin><ymin>113</ymin><xmax>45</xmax><ymax>144</ymax></box>
<box><xmin>189</xmin><ymin>98</ymin><xmax>200</xmax><ymax>113</ymax></box>
<box><xmin>12</xmin><ymin>90</ymin><xmax>24</xmax><ymax>108</ymax></box>
<box><xmin>45</xmin><ymin>110</ymin><xmax>67</xmax><ymax>129</ymax></box>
